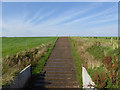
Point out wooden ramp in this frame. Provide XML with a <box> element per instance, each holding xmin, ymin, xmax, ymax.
<box><xmin>32</xmin><ymin>37</ymin><xmax>80</xmax><ymax>89</ymax></box>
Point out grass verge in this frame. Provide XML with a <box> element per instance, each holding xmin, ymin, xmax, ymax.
<box><xmin>69</xmin><ymin>37</ymin><xmax>82</xmax><ymax>87</ymax></box>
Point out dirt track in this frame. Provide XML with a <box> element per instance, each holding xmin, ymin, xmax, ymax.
<box><xmin>32</xmin><ymin>37</ymin><xmax>80</xmax><ymax>88</ymax></box>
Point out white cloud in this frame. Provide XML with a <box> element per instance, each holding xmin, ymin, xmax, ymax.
<box><xmin>26</xmin><ymin>9</ymin><xmax>43</xmax><ymax>24</ymax></box>
<box><xmin>87</xmin><ymin>24</ymin><xmax>118</xmax><ymax>36</ymax></box>
<box><xmin>85</xmin><ymin>14</ymin><xmax>117</xmax><ymax>25</ymax></box>
<box><xmin>41</xmin><ymin>3</ymin><xmax>101</xmax><ymax>26</ymax></box>
<box><xmin>65</xmin><ymin>5</ymin><xmax>117</xmax><ymax>25</ymax></box>
<box><xmin>35</xmin><ymin>9</ymin><xmax>56</xmax><ymax>23</ymax></box>
<box><xmin>2</xmin><ymin>16</ymin><xmax>118</xmax><ymax>37</ymax></box>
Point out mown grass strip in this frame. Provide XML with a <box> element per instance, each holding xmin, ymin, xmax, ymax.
<box><xmin>69</xmin><ymin>37</ymin><xmax>82</xmax><ymax>87</ymax></box>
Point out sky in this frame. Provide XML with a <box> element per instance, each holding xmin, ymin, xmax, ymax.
<box><xmin>2</xmin><ymin>2</ymin><xmax>118</xmax><ymax>37</ymax></box>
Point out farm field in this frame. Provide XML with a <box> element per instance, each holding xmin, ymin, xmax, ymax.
<box><xmin>2</xmin><ymin>37</ymin><xmax>57</xmax><ymax>85</ymax></box>
<box><xmin>2</xmin><ymin>37</ymin><xmax>57</xmax><ymax>57</ymax></box>
<box><xmin>69</xmin><ymin>37</ymin><xmax>120</xmax><ymax>88</ymax></box>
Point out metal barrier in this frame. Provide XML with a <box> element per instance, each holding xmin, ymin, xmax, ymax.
<box><xmin>82</xmin><ymin>66</ymin><xmax>96</xmax><ymax>89</ymax></box>
<box><xmin>3</xmin><ymin>65</ymin><xmax>31</xmax><ymax>89</ymax></box>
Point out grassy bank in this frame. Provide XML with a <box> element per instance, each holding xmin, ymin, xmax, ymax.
<box><xmin>2</xmin><ymin>37</ymin><xmax>57</xmax><ymax>85</ymax></box>
<box><xmin>69</xmin><ymin>37</ymin><xmax>82</xmax><ymax>87</ymax></box>
<box><xmin>32</xmin><ymin>38</ymin><xmax>57</xmax><ymax>75</ymax></box>
<box><xmin>69</xmin><ymin>37</ymin><xmax>120</xmax><ymax>88</ymax></box>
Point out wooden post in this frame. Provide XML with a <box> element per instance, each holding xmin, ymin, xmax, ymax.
<box><xmin>26</xmin><ymin>41</ymin><xmax>28</xmax><ymax>49</ymax></box>
<box><xmin>111</xmin><ymin>37</ymin><xmax>113</xmax><ymax>46</ymax></box>
<box><xmin>117</xmin><ymin>37</ymin><xmax>119</xmax><ymax>41</ymax></box>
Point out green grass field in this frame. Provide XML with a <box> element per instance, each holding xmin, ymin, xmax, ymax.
<box><xmin>2</xmin><ymin>37</ymin><xmax>56</xmax><ymax>57</ymax></box>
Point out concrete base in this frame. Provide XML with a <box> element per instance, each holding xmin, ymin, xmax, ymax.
<box><xmin>2</xmin><ymin>65</ymin><xmax>31</xmax><ymax>89</ymax></box>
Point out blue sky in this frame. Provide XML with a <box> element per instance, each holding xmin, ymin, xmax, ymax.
<box><xmin>2</xmin><ymin>2</ymin><xmax>118</xmax><ymax>37</ymax></box>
